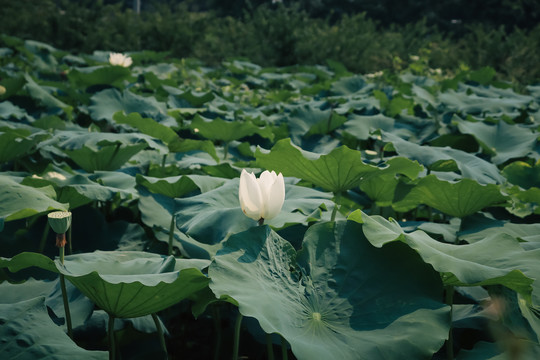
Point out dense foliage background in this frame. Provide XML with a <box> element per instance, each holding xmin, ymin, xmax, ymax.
<box><xmin>1</xmin><ymin>0</ymin><xmax>540</xmax><ymax>84</ymax></box>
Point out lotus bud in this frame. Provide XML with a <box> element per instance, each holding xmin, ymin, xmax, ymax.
<box><xmin>239</xmin><ymin>169</ymin><xmax>285</xmax><ymax>222</ymax></box>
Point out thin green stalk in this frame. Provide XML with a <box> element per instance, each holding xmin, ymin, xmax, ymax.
<box><xmin>59</xmin><ymin>274</ymin><xmax>73</xmax><ymax>339</ymax></box>
<box><xmin>330</xmin><ymin>192</ymin><xmax>340</xmax><ymax>222</ymax></box>
<box><xmin>151</xmin><ymin>313</ymin><xmax>168</xmax><ymax>359</ymax></box>
<box><xmin>223</xmin><ymin>142</ymin><xmax>229</xmax><ymax>161</ymax></box>
<box><xmin>38</xmin><ymin>222</ymin><xmax>50</xmax><ymax>253</ymax></box>
<box><xmin>233</xmin><ymin>312</ymin><xmax>243</xmax><ymax>360</ymax></box>
<box><xmin>445</xmin><ymin>285</ymin><xmax>454</xmax><ymax>360</ymax></box>
<box><xmin>266</xmin><ymin>334</ymin><xmax>274</xmax><ymax>360</ymax></box>
<box><xmin>168</xmin><ymin>215</ymin><xmax>175</xmax><ymax>256</ymax></box>
<box><xmin>58</xmin><ymin>245</ymin><xmax>73</xmax><ymax>338</ymax></box>
<box><xmin>330</xmin><ymin>205</ymin><xmax>338</xmax><ymax>222</ymax></box>
<box><xmin>60</xmin><ymin>244</ymin><xmax>65</xmax><ymax>266</ymax></box>
<box><xmin>161</xmin><ymin>154</ymin><xmax>167</xmax><ymax>168</ymax></box>
<box><xmin>108</xmin><ymin>314</ymin><xmax>116</xmax><ymax>360</ymax></box>
<box><xmin>281</xmin><ymin>336</ymin><xmax>288</xmax><ymax>360</ymax></box>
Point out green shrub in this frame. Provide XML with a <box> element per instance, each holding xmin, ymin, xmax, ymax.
<box><xmin>1</xmin><ymin>0</ymin><xmax>539</xmax><ymax>84</ymax></box>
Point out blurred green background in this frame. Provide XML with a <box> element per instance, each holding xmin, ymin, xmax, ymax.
<box><xmin>1</xmin><ymin>0</ymin><xmax>539</xmax><ymax>83</ymax></box>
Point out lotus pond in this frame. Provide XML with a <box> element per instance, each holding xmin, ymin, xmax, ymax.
<box><xmin>1</xmin><ymin>37</ymin><xmax>540</xmax><ymax>360</ymax></box>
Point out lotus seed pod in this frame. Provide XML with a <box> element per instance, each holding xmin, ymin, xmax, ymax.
<box><xmin>47</xmin><ymin>211</ymin><xmax>72</xmax><ymax>234</ymax></box>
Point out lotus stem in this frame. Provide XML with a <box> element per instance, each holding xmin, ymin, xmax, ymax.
<box><xmin>223</xmin><ymin>142</ymin><xmax>229</xmax><ymax>161</ymax></box>
<box><xmin>108</xmin><ymin>314</ymin><xmax>116</xmax><ymax>360</ymax></box>
<box><xmin>168</xmin><ymin>215</ymin><xmax>175</xmax><ymax>256</ymax></box>
<box><xmin>331</xmin><ymin>192</ymin><xmax>341</xmax><ymax>222</ymax></box>
<box><xmin>151</xmin><ymin>313</ymin><xmax>168</xmax><ymax>359</ymax></box>
<box><xmin>59</xmin><ymin>273</ymin><xmax>73</xmax><ymax>339</ymax></box>
<box><xmin>281</xmin><ymin>336</ymin><xmax>288</xmax><ymax>360</ymax></box>
<box><xmin>330</xmin><ymin>205</ymin><xmax>338</xmax><ymax>222</ymax></box>
<box><xmin>258</xmin><ymin>218</ymin><xmax>264</xmax><ymax>226</ymax></box>
<box><xmin>445</xmin><ymin>285</ymin><xmax>454</xmax><ymax>360</ymax></box>
<box><xmin>266</xmin><ymin>334</ymin><xmax>274</xmax><ymax>360</ymax></box>
<box><xmin>161</xmin><ymin>154</ymin><xmax>167</xmax><ymax>168</ymax></box>
<box><xmin>233</xmin><ymin>312</ymin><xmax>243</xmax><ymax>360</ymax></box>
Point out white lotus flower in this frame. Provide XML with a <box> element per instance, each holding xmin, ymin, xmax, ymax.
<box><xmin>239</xmin><ymin>169</ymin><xmax>285</xmax><ymax>222</ymax></box>
<box><xmin>109</xmin><ymin>52</ymin><xmax>133</xmax><ymax>67</ymax></box>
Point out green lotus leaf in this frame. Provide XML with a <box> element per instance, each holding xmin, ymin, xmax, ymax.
<box><xmin>306</xmin><ymin>112</ymin><xmax>347</xmax><ymax>136</ymax></box>
<box><xmin>342</xmin><ymin>113</ymin><xmax>396</xmax><ymax>140</ymax></box>
<box><xmin>56</xmin><ymin>251</ymin><xmax>210</xmax><ymax>318</ymax></box>
<box><xmin>174</xmin><ymin>178</ymin><xmax>333</xmax><ymax>245</ymax></box>
<box><xmin>255</xmin><ymin>138</ymin><xmax>379</xmax><ymax>193</ymax></box>
<box><xmin>209</xmin><ymin>222</ymin><xmax>450</xmax><ymax>360</ymax></box>
<box><xmin>189</xmin><ymin>114</ymin><xmax>274</xmax><ymax>142</ymax></box>
<box><xmin>439</xmin><ymin>88</ymin><xmax>530</xmax><ymax>116</ymax></box>
<box><xmin>359</xmin><ymin>157</ymin><xmax>424</xmax><ymax>206</ymax></box>
<box><xmin>0</xmin><ymin>296</ymin><xmax>108</xmax><ymax>359</ymax></box>
<box><xmin>456</xmin><ymin>119</ymin><xmax>537</xmax><ymax>165</ymax></box>
<box><xmin>167</xmin><ymin>137</ymin><xmax>219</xmax><ymax>161</ymax></box>
<box><xmin>136</xmin><ymin>173</ymin><xmax>227</xmax><ymax>198</ymax></box>
<box><xmin>0</xmin><ymin>251</ymin><xmax>57</xmax><ymax>274</ymax></box>
<box><xmin>0</xmin><ymin>175</ymin><xmax>68</xmax><ymax>221</ymax></box>
<box><xmin>460</xmin><ymin>218</ymin><xmax>540</xmax><ymax>244</ymax></box>
<box><xmin>168</xmin><ymin>89</ymin><xmax>215</xmax><ymax>107</ymax></box>
<box><xmin>392</xmin><ymin>175</ymin><xmax>508</xmax><ymax>218</ymax></box>
<box><xmin>0</xmin><ymin>278</ymin><xmax>55</xmax><ymax>304</ymax></box>
<box><xmin>113</xmin><ymin>111</ymin><xmax>179</xmax><ymax>144</ymax></box>
<box><xmin>22</xmin><ymin>170</ymin><xmax>137</xmax><ymax>209</ymax></box>
<box><xmin>23</xmin><ymin>74</ymin><xmax>73</xmax><ymax>118</ymax></box>
<box><xmin>352</xmin><ymin>211</ymin><xmax>538</xmax><ymax>305</ymax></box>
<box><xmin>137</xmin><ymin>188</ymin><xmax>221</xmax><ymax>259</ymax></box>
<box><xmin>0</xmin><ymin>130</ymin><xmax>49</xmax><ymax>163</ymax></box>
<box><xmin>330</xmin><ymin>75</ymin><xmax>374</xmax><ymax>95</ymax></box>
<box><xmin>89</xmin><ymin>88</ymin><xmax>174</xmax><ymax>126</ymax></box>
<box><xmin>64</xmin><ymin>143</ymin><xmax>147</xmax><ymax>172</ymax></box>
<box><xmin>57</xmin><ymin>132</ymin><xmax>166</xmax><ymax>171</ymax></box>
<box><xmin>502</xmin><ymin>160</ymin><xmax>540</xmax><ymax>190</ymax></box>
<box><xmin>0</xmin><ymin>100</ymin><xmax>26</xmax><ymax>120</ymax></box>
<box><xmin>283</xmin><ymin>100</ymin><xmax>330</xmax><ymax>142</ymax></box>
<box><xmin>383</xmin><ymin>132</ymin><xmax>504</xmax><ymax>184</ymax></box>
<box><xmin>2</xmin><ymin>251</ymin><xmax>211</xmax><ymax>318</ymax></box>
<box><xmin>68</xmin><ymin>65</ymin><xmax>131</xmax><ymax>87</ymax></box>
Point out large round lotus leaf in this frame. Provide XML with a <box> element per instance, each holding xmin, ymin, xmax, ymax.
<box><xmin>0</xmin><ymin>175</ymin><xmax>68</xmax><ymax>221</ymax></box>
<box><xmin>68</xmin><ymin>65</ymin><xmax>131</xmax><ymax>88</ymax></box>
<box><xmin>56</xmin><ymin>251</ymin><xmax>210</xmax><ymax>318</ymax></box>
<box><xmin>255</xmin><ymin>138</ymin><xmax>379</xmax><ymax>193</ymax></box>
<box><xmin>0</xmin><ymin>296</ymin><xmax>108</xmax><ymax>360</ymax></box>
<box><xmin>189</xmin><ymin>114</ymin><xmax>274</xmax><ymax>142</ymax></box>
<box><xmin>0</xmin><ymin>130</ymin><xmax>49</xmax><ymax>163</ymax></box>
<box><xmin>351</xmin><ymin>211</ymin><xmax>538</xmax><ymax>305</ymax></box>
<box><xmin>382</xmin><ymin>131</ymin><xmax>504</xmax><ymax>185</ymax></box>
<box><xmin>209</xmin><ymin>221</ymin><xmax>450</xmax><ymax>360</ymax></box>
<box><xmin>392</xmin><ymin>175</ymin><xmax>507</xmax><ymax>218</ymax></box>
<box><xmin>456</xmin><ymin>118</ymin><xmax>537</xmax><ymax>165</ymax></box>
<box><xmin>136</xmin><ymin>173</ymin><xmax>227</xmax><ymax>198</ymax></box>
